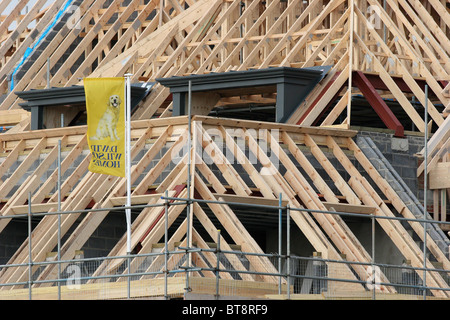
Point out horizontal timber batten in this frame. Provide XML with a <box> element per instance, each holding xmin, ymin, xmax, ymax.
<box><xmin>0</xmin><ymin>276</ymin><xmax>290</xmax><ymax>300</ymax></box>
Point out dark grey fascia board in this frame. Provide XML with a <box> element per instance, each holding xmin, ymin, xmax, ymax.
<box><xmin>16</xmin><ymin>83</ymin><xmax>154</xmax><ymax>110</ymax></box>
<box><xmin>156</xmin><ymin>66</ymin><xmax>332</xmax><ymax>123</ymax></box>
<box><xmin>16</xmin><ymin>83</ymin><xmax>154</xmax><ymax>130</ymax></box>
<box><xmin>155</xmin><ymin>67</ymin><xmax>325</xmax><ymax>93</ymax></box>
<box><xmin>16</xmin><ymin>86</ymin><xmax>86</xmax><ymax>109</ymax></box>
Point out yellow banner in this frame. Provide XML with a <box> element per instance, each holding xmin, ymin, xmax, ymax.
<box><xmin>84</xmin><ymin>77</ymin><xmax>125</xmax><ymax>177</ymax></box>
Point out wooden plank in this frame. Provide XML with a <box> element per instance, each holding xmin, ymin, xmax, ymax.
<box><xmin>417</xmin><ymin>136</ymin><xmax>450</xmax><ymax>176</ymax></box>
<box><xmin>236</xmin><ymin>0</ymin><xmax>302</xmax><ymax>71</ymax></box>
<box><xmin>5</xmin><ymin>120</ymin><xmax>153</xmax><ymax>286</ymax></box>
<box><xmin>0</xmin><ymin>0</ymin><xmax>47</xmax><ymax>63</ymax></box>
<box><xmin>214</xmin><ymin>0</ymin><xmax>282</xmax><ymax>73</ymax></box>
<box><xmin>109</xmin><ymin>194</ymin><xmax>165</xmax><ymax>206</ymax></box>
<box><xmin>288</xmin><ymin>51</ymin><xmax>349</xmax><ymax>124</ymax></box>
<box><xmin>300</xmin><ymin>64</ymin><xmax>350</xmax><ymax>126</ymax></box>
<box><xmin>441</xmin><ymin>189</ymin><xmax>447</xmax><ymax>228</ymax></box>
<box><xmin>322</xmin><ymin>202</ymin><xmax>376</xmax><ymax>215</ymax></box>
<box><xmin>191</xmin><ymin>229</ymin><xmax>225</xmax><ymax>278</ymax></box>
<box><xmin>199</xmin><ymin>125</ymin><xmax>251</xmax><ymax>196</ymax></box>
<box><xmin>320</xmin><ymin>90</ymin><xmax>349</xmax><ymax>126</ymax></box>
<box><xmin>194</xmin><ymin>154</ymin><xmax>227</xmax><ymax>195</ymax></box>
<box><xmin>92</xmin><ymin>0</ymin><xmax>161</xmax><ymax>72</ymax></box>
<box><xmin>0</xmin><ymin>275</ymin><xmax>287</xmax><ymax>300</ymax></box>
<box><xmin>241</xmin><ymin>128</ymin><xmax>299</xmax><ymax>203</ymax></box>
<box><xmin>429</xmin><ymin>163</ymin><xmax>450</xmax><ymax>189</ymax></box>
<box><xmin>218</xmin><ymin>125</ymin><xmax>275</xmax><ymax>198</ymax></box>
<box><xmin>93</xmin><ymin>0</ymin><xmax>220</xmax><ymax>80</ymax></box>
<box><xmin>280</xmin><ymin>0</ymin><xmax>346</xmax><ymax>67</ymax></box>
<box><xmin>137</xmin><ymin>219</ymin><xmax>191</xmax><ymax>281</ymax></box>
<box><xmin>133</xmin><ymin>128</ymin><xmax>187</xmax><ymax>195</ymax></box>
<box><xmin>10</xmin><ymin>203</ymin><xmax>58</xmax><ymax>215</ymax></box>
<box><xmin>7</xmin><ymin>136</ymin><xmax>68</xmax><ymax>204</ymax></box>
<box><xmin>1</xmin><ymin>137</ymin><xmax>70</xmax><ymax>223</ymax></box>
<box><xmin>301</xmin><ymin>7</ymin><xmax>350</xmax><ymax>68</ymax></box>
<box><xmin>281</xmin><ymin>131</ymin><xmax>340</xmax><ymax>203</ymax></box>
<box><xmin>304</xmin><ymin>134</ymin><xmax>361</xmax><ymax>205</ymax></box>
<box><xmin>31</xmin><ymin>135</ymin><xmax>87</xmax><ymax>205</ymax></box>
<box><xmin>243</xmin><ymin>127</ymin><xmax>378</xmax><ymax>289</ymax></box>
<box><xmin>394</xmin><ymin>0</ymin><xmax>450</xmax><ymax>72</ymax></box>
<box><xmin>196</xmin><ymin>115</ymin><xmax>358</xmax><ymax>138</ymax></box>
<box><xmin>134</xmin><ymin>0</ymin><xmax>228</xmax><ymax>119</ymax></box>
<box><xmin>0</xmin><ymin>137</ymin><xmax>47</xmax><ymax>203</ymax></box>
<box><xmin>0</xmin><ymin>110</ymin><xmax>30</xmax><ymax>126</ymax></box>
<box><xmin>0</xmin><ymin>0</ymin><xmax>97</xmax><ymax>112</ymax></box>
<box><xmin>417</xmin><ymin>115</ymin><xmax>450</xmax><ymax>176</ymax></box>
<box><xmin>0</xmin><ymin>170</ymin><xmax>100</xmax><ymax>287</ymax></box>
<box><xmin>156</xmin><ymin>152</ymin><xmax>189</xmax><ymax>193</ymax></box>
<box><xmin>0</xmin><ymin>0</ymin><xmax>67</xmax><ymax>84</ymax></box>
<box><xmin>0</xmin><ymin>140</ymin><xmax>26</xmax><ymax>183</ymax></box>
<box><xmin>64</xmin><ymin>0</ymin><xmax>144</xmax><ymax>85</ymax></box>
<box><xmin>259</xmin><ymin>0</ymin><xmax>337</xmax><ymax>69</ymax></box>
<box><xmin>212</xmin><ymin>193</ymin><xmax>288</xmax><ymax>207</ymax></box>
<box><xmin>434</xmin><ymin>189</ymin><xmax>440</xmax><ymax>222</ymax></box>
<box><xmin>2</xmin><ymin>152</ymin><xmax>92</xmax><ymax>285</ymax></box>
<box><xmin>382</xmin><ymin>0</ymin><xmax>449</xmax><ymax>78</ymax></box>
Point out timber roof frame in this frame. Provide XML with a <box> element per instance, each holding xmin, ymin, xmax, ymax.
<box><xmin>0</xmin><ymin>115</ymin><xmax>449</xmax><ymax>298</ymax></box>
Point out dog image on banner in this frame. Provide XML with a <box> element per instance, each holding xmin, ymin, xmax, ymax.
<box><xmin>84</xmin><ymin>77</ymin><xmax>126</xmax><ymax>177</ymax></box>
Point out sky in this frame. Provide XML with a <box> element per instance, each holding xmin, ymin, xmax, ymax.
<box><xmin>3</xmin><ymin>0</ymin><xmax>54</xmax><ymax>31</ymax></box>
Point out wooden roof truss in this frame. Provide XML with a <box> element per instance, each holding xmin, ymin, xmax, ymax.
<box><xmin>0</xmin><ymin>0</ymin><xmax>447</xmax><ymax>129</ymax></box>
<box><xmin>0</xmin><ymin>116</ymin><xmax>449</xmax><ymax>297</ymax></box>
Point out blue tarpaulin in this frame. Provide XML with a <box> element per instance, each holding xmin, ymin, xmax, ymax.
<box><xmin>10</xmin><ymin>0</ymin><xmax>75</xmax><ymax>91</ymax></box>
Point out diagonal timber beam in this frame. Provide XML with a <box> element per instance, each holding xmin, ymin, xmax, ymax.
<box><xmin>352</xmin><ymin>71</ymin><xmax>404</xmax><ymax>137</ymax></box>
<box><xmin>354</xmin><ymin>32</ymin><xmax>427</xmax><ymax>132</ymax></box>
<box><xmin>272</xmin><ymin>131</ymin><xmax>393</xmax><ymax>292</ymax></box>
<box><xmin>355</xmin><ymin>4</ymin><xmax>445</xmax><ymax>127</ymax></box>
<box><xmin>194</xmin><ymin>174</ymin><xmax>278</xmax><ymax>283</ymax></box>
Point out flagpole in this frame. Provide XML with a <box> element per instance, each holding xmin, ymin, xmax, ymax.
<box><xmin>124</xmin><ymin>73</ymin><xmax>132</xmax><ymax>255</ymax></box>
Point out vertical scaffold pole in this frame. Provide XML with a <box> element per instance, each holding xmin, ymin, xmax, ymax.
<box><xmin>124</xmin><ymin>73</ymin><xmax>133</xmax><ymax>299</ymax></box>
<box><xmin>57</xmin><ymin>139</ymin><xmax>62</xmax><ymax>300</ymax></box>
<box><xmin>28</xmin><ymin>192</ymin><xmax>32</xmax><ymax>300</ymax></box>
<box><xmin>287</xmin><ymin>204</ymin><xmax>291</xmax><ymax>300</ymax></box>
<box><xmin>216</xmin><ymin>229</ymin><xmax>221</xmax><ymax>299</ymax></box>
<box><xmin>423</xmin><ymin>84</ymin><xmax>429</xmax><ymax>300</ymax></box>
<box><xmin>185</xmin><ymin>80</ymin><xmax>192</xmax><ymax>298</ymax></box>
<box><xmin>164</xmin><ymin>190</ymin><xmax>169</xmax><ymax>300</ymax></box>
<box><xmin>278</xmin><ymin>193</ymin><xmax>282</xmax><ymax>295</ymax></box>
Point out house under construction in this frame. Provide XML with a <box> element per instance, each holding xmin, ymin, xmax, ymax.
<box><xmin>0</xmin><ymin>0</ymin><xmax>449</xmax><ymax>300</ymax></box>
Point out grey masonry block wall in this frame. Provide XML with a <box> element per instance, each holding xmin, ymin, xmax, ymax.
<box><xmin>356</xmin><ymin>130</ymin><xmax>425</xmax><ymax>202</ymax></box>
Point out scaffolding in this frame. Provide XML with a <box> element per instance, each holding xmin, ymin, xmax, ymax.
<box><xmin>0</xmin><ymin>193</ymin><xmax>449</xmax><ymax>300</ymax></box>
